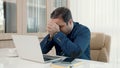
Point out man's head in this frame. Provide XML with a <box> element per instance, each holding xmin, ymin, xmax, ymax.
<box><xmin>50</xmin><ymin>7</ymin><xmax>73</xmax><ymax>35</ymax></box>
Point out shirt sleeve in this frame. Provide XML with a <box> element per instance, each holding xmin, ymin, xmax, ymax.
<box><xmin>40</xmin><ymin>34</ymin><xmax>54</xmax><ymax>54</ymax></box>
<box><xmin>53</xmin><ymin>28</ymin><xmax>90</xmax><ymax>58</ymax></box>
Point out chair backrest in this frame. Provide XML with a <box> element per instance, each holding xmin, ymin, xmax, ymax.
<box><xmin>90</xmin><ymin>32</ymin><xmax>111</xmax><ymax>62</ymax></box>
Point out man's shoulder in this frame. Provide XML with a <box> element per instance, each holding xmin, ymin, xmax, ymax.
<box><xmin>74</xmin><ymin>22</ymin><xmax>90</xmax><ymax>32</ymax></box>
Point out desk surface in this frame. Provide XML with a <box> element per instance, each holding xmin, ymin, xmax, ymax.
<box><xmin>0</xmin><ymin>57</ymin><xmax>119</xmax><ymax>68</ymax></box>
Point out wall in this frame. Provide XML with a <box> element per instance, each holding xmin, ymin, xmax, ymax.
<box><xmin>70</xmin><ymin>0</ymin><xmax>120</xmax><ymax>65</ymax></box>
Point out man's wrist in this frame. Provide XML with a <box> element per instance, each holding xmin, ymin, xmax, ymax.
<box><xmin>53</xmin><ymin>31</ymin><xmax>60</xmax><ymax>37</ymax></box>
<box><xmin>49</xmin><ymin>34</ymin><xmax>53</xmax><ymax>41</ymax></box>
<box><xmin>49</xmin><ymin>31</ymin><xmax>60</xmax><ymax>40</ymax></box>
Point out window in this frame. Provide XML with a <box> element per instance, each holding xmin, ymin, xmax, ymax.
<box><xmin>0</xmin><ymin>0</ymin><xmax>17</xmax><ymax>33</ymax></box>
<box><xmin>27</xmin><ymin>0</ymin><xmax>46</xmax><ymax>33</ymax></box>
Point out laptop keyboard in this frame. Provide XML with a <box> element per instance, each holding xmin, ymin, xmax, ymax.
<box><xmin>43</xmin><ymin>57</ymin><xmax>51</xmax><ymax>61</ymax></box>
<box><xmin>43</xmin><ymin>55</ymin><xmax>61</xmax><ymax>61</ymax></box>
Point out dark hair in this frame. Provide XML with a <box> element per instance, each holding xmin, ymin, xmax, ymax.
<box><xmin>50</xmin><ymin>7</ymin><xmax>73</xmax><ymax>24</ymax></box>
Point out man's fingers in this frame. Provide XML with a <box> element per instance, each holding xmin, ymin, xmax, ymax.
<box><xmin>47</xmin><ymin>23</ymin><xmax>54</xmax><ymax>28</ymax></box>
<box><xmin>47</xmin><ymin>25</ymin><xmax>53</xmax><ymax>30</ymax></box>
<box><xmin>47</xmin><ymin>20</ymin><xmax>60</xmax><ymax>34</ymax></box>
<box><xmin>47</xmin><ymin>22</ymin><xmax>53</xmax><ymax>25</ymax></box>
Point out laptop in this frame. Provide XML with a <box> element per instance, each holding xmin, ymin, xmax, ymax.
<box><xmin>12</xmin><ymin>35</ymin><xmax>62</xmax><ymax>63</ymax></box>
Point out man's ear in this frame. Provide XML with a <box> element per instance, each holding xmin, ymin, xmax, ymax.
<box><xmin>69</xmin><ymin>19</ymin><xmax>73</xmax><ymax>25</ymax></box>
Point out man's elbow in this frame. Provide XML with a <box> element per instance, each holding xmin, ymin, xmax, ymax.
<box><xmin>42</xmin><ymin>49</ymin><xmax>48</xmax><ymax>54</ymax></box>
<box><xmin>70</xmin><ymin>48</ymin><xmax>82</xmax><ymax>58</ymax></box>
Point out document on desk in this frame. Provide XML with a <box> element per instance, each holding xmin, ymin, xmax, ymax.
<box><xmin>51</xmin><ymin>59</ymin><xmax>82</xmax><ymax>68</ymax></box>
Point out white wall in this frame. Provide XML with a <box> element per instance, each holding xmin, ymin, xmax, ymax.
<box><xmin>70</xmin><ymin>0</ymin><xmax>120</xmax><ymax>64</ymax></box>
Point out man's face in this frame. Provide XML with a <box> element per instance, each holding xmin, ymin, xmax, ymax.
<box><xmin>50</xmin><ymin>18</ymin><xmax>73</xmax><ymax>35</ymax></box>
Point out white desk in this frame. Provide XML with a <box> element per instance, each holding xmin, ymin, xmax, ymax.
<box><xmin>0</xmin><ymin>57</ymin><xmax>51</xmax><ymax>68</ymax></box>
<box><xmin>0</xmin><ymin>57</ymin><xmax>119</xmax><ymax>68</ymax></box>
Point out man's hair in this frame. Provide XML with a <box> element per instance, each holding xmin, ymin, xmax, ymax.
<box><xmin>50</xmin><ymin>7</ymin><xmax>73</xmax><ymax>24</ymax></box>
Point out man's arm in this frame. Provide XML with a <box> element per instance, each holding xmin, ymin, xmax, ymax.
<box><xmin>40</xmin><ymin>20</ymin><xmax>60</xmax><ymax>54</ymax></box>
<box><xmin>53</xmin><ymin>27</ymin><xmax>90</xmax><ymax>58</ymax></box>
<box><xmin>40</xmin><ymin>34</ymin><xmax>54</xmax><ymax>54</ymax></box>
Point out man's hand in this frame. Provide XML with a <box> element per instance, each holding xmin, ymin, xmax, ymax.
<box><xmin>47</xmin><ymin>21</ymin><xmax>60</xmax><ymax>39</ymax></box>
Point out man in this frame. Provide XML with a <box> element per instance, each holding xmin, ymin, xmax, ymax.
<box><xmin>40</xmin><ymin>7</ymin><xmax>91</xmax><ymax>60</ymax></box>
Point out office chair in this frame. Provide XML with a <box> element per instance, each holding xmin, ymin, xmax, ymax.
<box><xmin>90</xmin><ymin>32</ymin><xmax>111</xmax><ymax>62</ymax></box>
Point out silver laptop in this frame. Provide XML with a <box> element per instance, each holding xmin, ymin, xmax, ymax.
<box><xmin>12</xmin><ymin>35</ymin><xmax>61</xmax><ymax>63</ymax></box>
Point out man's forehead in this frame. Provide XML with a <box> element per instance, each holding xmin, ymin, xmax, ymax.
<box><xmin>51</xmin><ymin>18</ymin><xmax>62</xmax><ymax>22</ymax></box>
<box><xmin>50</xmin><ymin>18</ymin><xmax>65</xmax><ymax>25</ymax></box>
